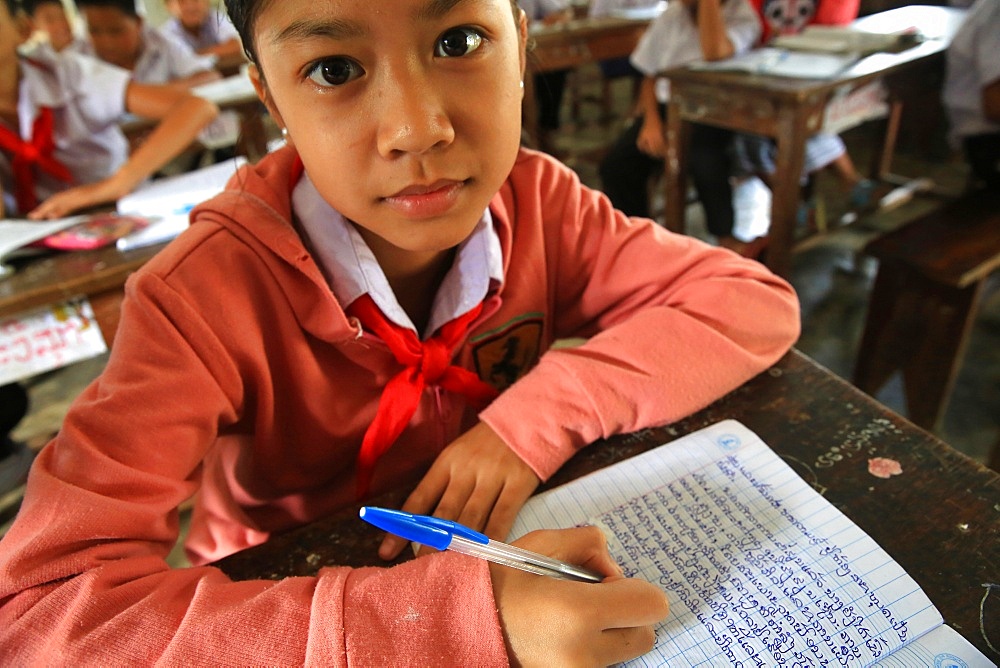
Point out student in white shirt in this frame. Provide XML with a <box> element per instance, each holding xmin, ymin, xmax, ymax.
<box><xmin>159</xmin><ymin>0</ymin><xmax>242</xmax><ymax>60</ymax></box>
<box><xmin>0</xmin><ymin>0</ymin><xmax>217</xmax><ymax>219</ymax></box>
<box><xmin>598</xmin><ymin>0</ymin><xmax>760</xmax><ymax>241</ymax></box>
<box><xmin>77</xmin><ymin>0</ymin><xmax>218</xmax><ymax>90</ymax></box>
<box><xmin>943</xmin><ymin>0</ymin><xmax>1000</xmax><ymax>190</ymax></box>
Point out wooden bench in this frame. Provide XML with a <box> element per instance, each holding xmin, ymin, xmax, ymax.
<box><xmin>852</xmin><ymin>189</ymin><xmax>1000</xmax><ymax>448</ymax></box>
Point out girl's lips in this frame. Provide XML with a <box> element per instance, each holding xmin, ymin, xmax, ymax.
<box><xmin>382</xmin><ymin>180</ymin><xmax>466</xmax><ymax>219</ymax></box>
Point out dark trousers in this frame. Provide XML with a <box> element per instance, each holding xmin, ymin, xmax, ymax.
<box><xmin>599</xmin><ymin>107</ymin><xmax>735</xmax><ymax>236</ymax></box>
<box><xmin>964</xmin><ymin>133</ymin><xmax>1000</xmax><ymax>191</ymax></box>
<box><xmin>1</xmin><ymin>383</ymin><xmax>29</xmax><ymax>454</ymax></box>
<box><xmin>534</xmin><ymin>69</ymin><xmax>569</xmax><ymax>131</ymax></box>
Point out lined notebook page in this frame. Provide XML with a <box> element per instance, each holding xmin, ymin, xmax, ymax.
<box><xmin>510</xmin><ymin>420</ymin><xmax>991</xmax><ymax>667</ymax></box>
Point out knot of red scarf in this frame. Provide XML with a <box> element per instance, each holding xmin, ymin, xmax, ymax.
<box><xmin>0</xmin><ymin>108</ymin><xmax>73</xmax><ymax>214</ymax></box>
<box><xmin>346</xmin><ymin>293</ymin><xmax>499</xmax><ymax>499</ymax></box>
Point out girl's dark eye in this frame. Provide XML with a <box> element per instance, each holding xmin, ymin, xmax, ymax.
<box><xmin>435</xmin><ymin>27</ymin><xmax>483</xmax><ymax>58</ymax></box>
<box><xmin>307</xmin><ymin>57</ymin><xmax>364</xmax><ymax>87</ymax></box>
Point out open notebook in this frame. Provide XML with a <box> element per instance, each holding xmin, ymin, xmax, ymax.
<box><xmin>510</xmin><ymin>421</ymin><xmax>993</xmax><ymax>667</ymax></box>
<box><xmin>689</xmin><ymin>48</ymin><xmax>858</xmax><ymax>79</ymax></box>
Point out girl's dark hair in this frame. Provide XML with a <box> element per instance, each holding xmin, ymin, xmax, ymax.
<box><xmin>224</xmin><ymin>0</ymin><xmax>522</xmax><ymax>66</ymax></box>
<box><xmin>223</xmin><ymin>0</ymin><xmax>266</xmax><ymax>64</ymax></box>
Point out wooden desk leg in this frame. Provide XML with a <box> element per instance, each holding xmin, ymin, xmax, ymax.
<box><xmin>663</xmin><ymin>101</ymin><xmax>688</xmax><ymax>235</ymax></box>
<box><xmin>874</xmin><ymin>99</ymin><xmax>903</xmax><ymax>182</ymax></box>
<box><xmin>853</xmin><ymin>260</ymin><xmax>982</xmax><ymax>432</ymax></box>
<box><xmin>766</xmin><ymin>108</ymin><xmax>810</xmax><ymax>279</ymax></box>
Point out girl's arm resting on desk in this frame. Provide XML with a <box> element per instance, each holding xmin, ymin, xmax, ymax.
<box><xmin>482</xmin><ymin>152</ymin><xmax>800</xmax><ymax>487</ymax></box>
<box><xmin>29</xmin><ymin>84</ymin><xmax>218</xmax><ymax>219</ymax></box>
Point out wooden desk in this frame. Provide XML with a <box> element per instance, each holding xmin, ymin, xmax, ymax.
<box><xmin>523</xmin><ymin>16</ymin><xmax>651</xmax><ymax>146</ymax></box>
<box><xmin>215</xmin><ymin>348</ymin><xmax>1000</xmax><ymax>660</ymax></box>
<box><xmin>121</xmin><ymin>73</ymin><xmax>268</xmax><ymax>162</ymax></box>
<box><xmin>0</xmin><ymin>242</ymin><xmax>165</xmax><ymax>345</ymax></box>
<box><xmin>662</xmin><ymin>5</ymin><xmax>967</xmax><ymax>279</ymax></box>
<box><xmin>212</xmin><ymin>51</ymin><xmax>249</xmax><ymax>78</ymax></box>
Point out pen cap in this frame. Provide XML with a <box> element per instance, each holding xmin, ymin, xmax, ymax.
<box><xmin>359</xmin><ymin>506</ymin><xmax>490</xmax><ymax>551</ymax></box>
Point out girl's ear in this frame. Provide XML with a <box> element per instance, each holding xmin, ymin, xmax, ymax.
<box><xmin>248</xmin><ymin>63</ymin><xmax>285</xmax><ymax>130</ymax></box>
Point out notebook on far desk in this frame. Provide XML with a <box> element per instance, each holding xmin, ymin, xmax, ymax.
<box><xmin>509</xmin><ymin>420</ymin><xmax>993</xmax><ymax>667</ymax></box>
<box><xmin>689</xmin><ymin>48</ymin><xmax>859</xmax><ymax>79</ymax></box>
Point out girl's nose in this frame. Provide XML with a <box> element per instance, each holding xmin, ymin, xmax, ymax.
<box><xmin>375</xmin><ymin>65</ymin><xmax>455</xmax><ymax>157</ymax></box>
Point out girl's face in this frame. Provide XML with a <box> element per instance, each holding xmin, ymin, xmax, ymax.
<box><xmin>249</xmin><ymin>0</ymin><xmax>527</xmax><ymax>271</ymax></box>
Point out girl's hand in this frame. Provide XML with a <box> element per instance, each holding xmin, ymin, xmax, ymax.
<box><xmin>493</xmin><ymin>526</ymin><xmax>670</xmax><ymax>667</ymax></box>
<box><xmin>378</xmin><ymin>422</ymin><xmax>540</xmax><ymax>560</ymax></box>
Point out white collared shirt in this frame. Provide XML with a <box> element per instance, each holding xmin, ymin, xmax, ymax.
<box><xmin>11</xmin><ymin>44</ymin><xmax>131</xmax><ymax>205</ymax></box>
<box><xmin>291</xmin><ymin>172</ymin><xmax>504</xmax><ymax>339</ymax></box>
<box><xmin>159</xmin><ymin>10</ymin><xmax>241</xmax><ymax>54</ymax></box>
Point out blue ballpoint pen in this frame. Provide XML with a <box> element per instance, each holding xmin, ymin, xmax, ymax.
<box><xmin>359</xmin><ymin>506</ymin><xmax>603</xmax><ymax>583</ymax></box>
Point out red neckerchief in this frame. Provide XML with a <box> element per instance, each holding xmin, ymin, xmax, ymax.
<box><xmin>0</xmin><ymin>108</ymin><xmax>73</xmax><ymax>214</ymax></box>
<box><xmin>346</xmin><ymin>295</ymin><xmax>498</xmax><ymax>499</ymax></box>
<box><xmin>288</xmin><ymin>155</ymin><xmax>498</xmax><ymax>498</ymax></box>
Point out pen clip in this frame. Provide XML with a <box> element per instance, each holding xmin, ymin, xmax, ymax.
<box><xmin>359</xmin><ymin>506</ymin><xmax>489</xmax><ymax>550</ymax></box>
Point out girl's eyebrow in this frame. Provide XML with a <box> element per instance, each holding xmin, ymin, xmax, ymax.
<box><xmin>269</xmin><ymin>0</ymin><xmax>476</xmax><ymax>47</ymax></box>
<box><xmin>270</xmin><ymin>17</ymin><xmax>364</xmax><ymax>47</ymax></box>
<box><xmin>417</xmin><ymin>0</ymin><xmax>470</xmax><ymax>21</ymax></box>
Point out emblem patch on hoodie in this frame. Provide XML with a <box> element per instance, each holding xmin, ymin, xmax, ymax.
<box><xmin>471</xmin><ymin>315</ymin><xmax>543</xmax><ymax>391</ymax></box>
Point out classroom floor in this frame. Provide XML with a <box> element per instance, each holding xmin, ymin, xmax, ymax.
<box><xmin>2</xmin><ymin>66</ymin><xmax>998</xmax><ymax>539</ymax></box>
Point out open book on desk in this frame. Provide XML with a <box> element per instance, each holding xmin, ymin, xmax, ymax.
<box><xmin>1</xmin><ymin>216</ymin><xmax>87</xmax><ymax>272</ymax></box>
<box><xmin>509</xmin><ymin>420</ymin><xmax>993</xmax><ymax>667</ymax></box>
<box><xmin>689</xmin><ymin>47</ymin><xmax>858</xmax><ymax>79</ymax></box>
<box><xmin>115</xmin><ymin>157</ymin><xmax>247</xmax><ymax>251</ymax></box>
<box><xmin>771</xmin><ymin>25</ymin><xmax>921</xmax><ymax>56</ymax></box>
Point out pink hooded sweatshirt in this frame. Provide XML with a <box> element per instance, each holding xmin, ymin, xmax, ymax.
<box><xmin>0</xmin><ymin>146</ymin><xmax>799</xmax><ymax>664</ymax></box>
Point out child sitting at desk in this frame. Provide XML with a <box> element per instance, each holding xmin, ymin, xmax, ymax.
<box><xmin>77</xmin><ymin>0</ymin><xmax>219</xmax><ymax>91</ymax></box>
<box><xmin>159</xmin><ymin>0</ymin><xmax>243</xmax><ymax>60</ymax></box>
<box><xmin>598</xmin><ymin>0</ymin><xmax>761</xmax><ymax>238</ymax></box>
<box><xmin>22</xmin><ymin>0</ymin><xmax>84</xmax><ymax>53</ymax></box>
<box><xmin>0</xmin><ymin>0</ymin><xmax>800</xmax><ymax>664</ymax></box>
<box><xmin>0</xmin><ymin>0</ymin><xmax>217</xmax><ymax>219</ymax></box>
<box><xmin>709</xmin><ymin>0</ymin><xmax>875</xmax><ymax>257</ymax></box>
